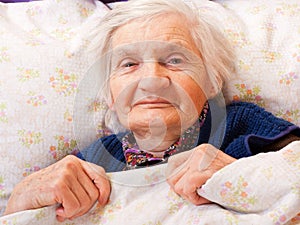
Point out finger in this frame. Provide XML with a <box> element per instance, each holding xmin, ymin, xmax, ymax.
<box><xmin>76</xmin><ymin>167</ymin><xmax>100</xmax><ymax>202</ymax></box>
<box><xmin>166</xmin><ymin>163</ymin><xmax>189</xmax><ymax>190</ymax></box>
<box><xmin>182</xmin><ymin>170</ymin><xmax>211</xmax><ymax>205</ymax></box>
<box><xmin>81</xmin><ymin>162</ymin><xmax>111</xmax><ymax>206</ymax></box>
<box><xmin>171</xmin><ymin>166</ymin><xmax>212</xmax><ymax>204</ymax></box>
<box><xmin>55</xmin><ymin>183</ymin><xmax>81</xmax><ymax>220</ymax></box>
<box><xmin>197</xmin><ymin>144</ymin><xmax>219</xmax><ymax>170</ymax></box>
<box><xmin>171</xmin><ymin>169</ymin><xmax>201</xmax><ymax>199</ymax></box>
<box><xmin>68</xmin><ymin>170</ymin><xmax>99</xmax><ymax>219</ymax></box>
<box><xmin>166</xmin><ymin>150</ymin><xmax>192</xmax><ymax>176</ymax></box>
<box><xmin>166</xmin><ymin>150</ymin><xmax>194</xmax><ymax>184</ymax></box>
<box><xmin>188</xmin><ymin>193</ymin><xmax>211</xmax><ymax>205</ymax></box>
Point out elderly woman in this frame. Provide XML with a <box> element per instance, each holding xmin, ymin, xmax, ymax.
<box><xmin>78</xmin><ymin>0</ymin><xmax>300</xmax><ymax>201</ymax></box>
<box><xmin>4</xmin><ymin>0</ymin><xmax>300</xmax><ymax>221</ymax></box>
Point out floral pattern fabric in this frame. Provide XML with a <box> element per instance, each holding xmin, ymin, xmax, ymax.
<box><xmin>0</xmin><ymin>0</ymin><xmax>109</xmax><ymax>215</ymax></box>
<box><xmin>0</xmin><ymin>141</ymin><xmax>299</xmax><ymax>225</ymax></box>
<box><xmin>0</xmin><ymin>0</ymin><xmax>300</xmax><ymax>224</ymax></box>
<box><xmin>211</xmin><ymin>0</ymin><xmax>300</xmax><ymax>126</ymax></box>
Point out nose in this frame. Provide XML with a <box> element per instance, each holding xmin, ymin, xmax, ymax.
<box><xmin>137</xmin><ymin>62</ymin><xmax>170</xmax><ymax>92</ymax></box>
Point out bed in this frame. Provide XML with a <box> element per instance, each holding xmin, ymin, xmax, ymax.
<box><xmin>0</xmin><ymin>0</ymin><xmax>299</xmax><ymax>224</ymax></box>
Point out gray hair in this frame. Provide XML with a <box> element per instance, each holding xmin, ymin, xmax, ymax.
<box><xmin>89</xmin><ymin>0</ymin><xmax>236</xmax><ymax>133</ymax></box>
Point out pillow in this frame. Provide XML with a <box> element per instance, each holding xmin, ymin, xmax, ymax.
<box><xmin>1</xmin><ymin>0</ymin><xmax>299</xmax><ymax>216</ymax></box>
<box><xmin>0</xmin><ymin>0</ymin><xmax>109</xmax><ymax>215</ymax></box>
<box><xmin>211</xmin><ymin>0</ymin><xmax>300</xmax><ymax>126</ymax></box>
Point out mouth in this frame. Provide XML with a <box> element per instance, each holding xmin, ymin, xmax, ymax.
<box><xmin>133</xmin><ymin>97</ymin><xmax>175</xmax><ymax>108</ymax></box>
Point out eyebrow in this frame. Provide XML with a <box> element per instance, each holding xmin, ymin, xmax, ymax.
<box><xmin>111</xmin><ymin>41</ymin><xmax>201</xmax><ymax>64</ymax></box>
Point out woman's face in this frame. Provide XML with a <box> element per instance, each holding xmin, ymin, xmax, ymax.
<box><xmin>109</xmin><ymin>13</ymin><xmax>207</xmax><ymax>139</ymax></box>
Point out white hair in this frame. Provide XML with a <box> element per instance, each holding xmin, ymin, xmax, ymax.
<box><xmin>88</xmin><ymin>0</ymin><xmax>236</xmax><ymax>133</ymax></box>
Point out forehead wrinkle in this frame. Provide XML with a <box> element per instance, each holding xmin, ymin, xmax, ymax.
<box><xmin>111</xmin><ymin>13</ymin><xmax>202</xmax><ymax>60</ymax></box>
<box><xmin>112</xmin><ymin>13</ymin><xmax>193</xmax><ymax>44</ymax></box>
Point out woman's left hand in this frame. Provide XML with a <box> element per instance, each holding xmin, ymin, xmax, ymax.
<box><xmin>166</xmin><ymin>144</ymin><xmax>236</xmax><ymax>205</ymax></box>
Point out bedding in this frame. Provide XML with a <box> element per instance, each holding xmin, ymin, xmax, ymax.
<box><xmin>0</xmin><ymin>141</ymin><xmax>299</xmax><ymax>224</ymax></box>
<box><xmin>0</xmin><ymin>0</ymin><xmax>299</xmax><ymax>224</ymax></box>
<box><xmin>0</xmin><ymin>0</ymin><xmax>110</xmax><ymax>215</ymax></box>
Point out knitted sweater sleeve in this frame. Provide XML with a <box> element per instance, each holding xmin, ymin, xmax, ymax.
<box><xmin>221</xmin><ymin>102</ymin><xmax>300</xmax><ymax>158</ymax></box>
<box><xmin>76</xmin><ymin>134</ymin><xmax>125</xmax><ymax>172</ymax></box>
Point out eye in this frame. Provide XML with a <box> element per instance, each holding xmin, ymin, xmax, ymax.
<box><xmin>120</xmin><ymin>58</ymin><xmax>139</xmax><ymax>68</ymax></box>
<box><xmin>165</xmin><ymin>54</ymin><xmax>186</xmax><ymax>66</ymax></box>
<box><xmin>123</xmin><ymin>62</ymin><xmax>138</xmax><ymax>68</ymax></box>
<box><xmin>168</xmin><ymin>57</ymin><xmax>183</xmax><ymax>65</ymax></box>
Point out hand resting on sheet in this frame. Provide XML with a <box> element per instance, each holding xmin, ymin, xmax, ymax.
<box><xmin>166</xmin><ymin>144</ymin><xmax>236</xmax><ymax>205</ymax></box>
<box><xmin>4</xmin><ymin>155</ymin><xmax>110</xmax><ymax>222</ymax></box>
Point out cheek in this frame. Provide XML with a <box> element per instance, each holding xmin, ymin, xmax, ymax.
<box><xmin>109</xmin><ymin>76</ymin><xmax>139</xmax><ymax>111</ymax></box>
<box><xmin>109</xmin><ymin>76</ymin><xmax>131</xmax><ymax>104</ymax></box>
<box><xmin>109</xmin><ymin>85</ymin><xmax>121</xmax><ymax>104</ymax></box>
<box><xmin>179</xmin><ymin>79</ymin><xmax>206</xmax><ymax>114</ymax></box>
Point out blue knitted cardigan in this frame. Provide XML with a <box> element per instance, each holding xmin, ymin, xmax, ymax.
<box><xmin>77</xmin><ymin>102</ymin><xmax>300</xmax><ymax>172</ymax></box>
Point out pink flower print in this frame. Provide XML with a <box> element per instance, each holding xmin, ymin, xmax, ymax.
<box><xmin>279</xmin><ymin>72</ymin><xmax>298</xmax><ymax>85</ymax></box>
<box><xmin>276</xmin><ymin>109</ymin><xmax>300</xmax><ymax>123</ymax></box>
<box><xmin>225</xmin><ymin>181</ymin><xmax>232</xmax><ymax>188</ymax></box>
<box><xmin>64</xmin><ymin>109</ymin><xmax>73</xmax><ymax>122</ymax></box>
<box><xmin>49</xmin><ymin>68</ymin><xmax>78</xmax><ymax>96</ymax></box>
<box><xmin>17</xmin><ymin>68</ymin><xmax>40</xmax><ymax>81</ymax></box>
<box><xmin>275</xmin><ymin>3</ymin><xmax>300</xmax><ymax>16</ymax></box>
<box><xmin>234</xmin><ymin>83</ymin><xmax>265</xmax><ymax>107</ymax></box>
<box><xmin>49</xmin><ymin>136</ymin><xmax>78</xmax><ymax>160</ymax></box>
<box><xmin>292</xmin><ymin>51</ymin><xmax>300</xmax><ymax>62</ymax></box>
<box><xmin>255</xmin><ymin>95</ymin><xmax>262</xmax><ymax>101</ymax></box>
<box><xmin>167</xmin><ymin>189</ymin><xmax>188</xmax><ymax>214</ymax></box>
<box><xmin>23</xmin><ymin>163</ymin><xmax>41</xmax><ymax>177</ymax></box>
<box><xmin>18</xmin><ymin>130</ymin><xmax>43</xmax><ymax>148</ymax></box>
<box><xmin>220</xmin><ymin>189</ymin><xmax>227</xmax><ymax>197</ymax></box>
<box><xmin>279</xmin><ymin>215</ymin><xmax>287</xmax><ymax>222</ymax></box>
<box><xmin>220</xmin><ymin>176</ymin><xmax>257</xmax><ymax>212</ymax></box>
<box><xmin>224</xmin><ymin>29</ymin><xmax>249</xmax><ymax>48</ymax></box>
<box><xmin>26</xmin><ymin>92</ymin><xmax>47</xmax><ymax>107</ymax></box>
<box><xmin>240</xmin><ymin>191</ymin><xmax>248</xmax><ymax>198</ymax></box>
<box><xmin>233</xmin><ymin>95</ymin><xmax>240</xmax><ymax>101</ymax></box>
<box><xmin>89</xmin><ymin>201</ymin><xmax>122</xmax><ymax>223</ymax></box>
<box><xmin>262</xmin><ymin>50</ymin><xmax>282</xmax><ymax>63</ymax></box>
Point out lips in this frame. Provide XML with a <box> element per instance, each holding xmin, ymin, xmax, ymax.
<box><xmin>133</xmin><ymin>97</ymin><xmax>174</xmax><ymax>108</ymax></box>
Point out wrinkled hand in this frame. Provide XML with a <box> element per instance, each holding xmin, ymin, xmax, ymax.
<box><xmin>4</xmin><ymin>155</ymin><xmax>110</xmax><ymax>222</ymax></box>
<box><xmin>166</xmin><ymin>144</ymin><xmax>236</xmax><ymax>205</ymax></box>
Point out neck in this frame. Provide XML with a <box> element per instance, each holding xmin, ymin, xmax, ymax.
<box><xmin>132</xmin><ymin>130</ymin><xmax>180</xmax><ymax>157</ymax></box>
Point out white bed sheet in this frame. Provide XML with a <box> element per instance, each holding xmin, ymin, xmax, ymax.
<box><xmin>1</xmin><ymin>141</ymin><xmax>299</xmax><ymax>225</ymax></box>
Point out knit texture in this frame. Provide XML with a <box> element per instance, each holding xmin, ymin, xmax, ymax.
<box><xmin>220</xmin><ymin>102</ymin><xmax>300</xmax><ymax>158</ymax></box>
<box><xmin>77</xmin><ymin>102</ymin><xmax>300</xmax><ymax>172</ymax></box>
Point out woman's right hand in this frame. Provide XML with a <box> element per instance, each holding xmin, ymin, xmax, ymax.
<box><xmin>4</xmin><ymin>155</ymin><xmax>111</xmax><ymax>222</ymax></box>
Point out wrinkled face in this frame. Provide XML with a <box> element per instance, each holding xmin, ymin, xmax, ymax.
<box><xmin>109</xmin><ymin>13</ymin><xmax>207</xmax><ymax>138</ymax></box>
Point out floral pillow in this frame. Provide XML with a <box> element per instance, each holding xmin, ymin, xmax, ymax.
<box><xmin>0</xmin><ymin>0</ymin><xmax>299</xmax><ymax>217</ymax></box>
<box><xmin>211</xmin><ymin>0</ymin><xmax>300</xmax><ymax>126</ymax></box>
<box><xmin>0</xmin><ymin>0</ymin><xmax>109</xmax><ymax>215</ymax></box>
